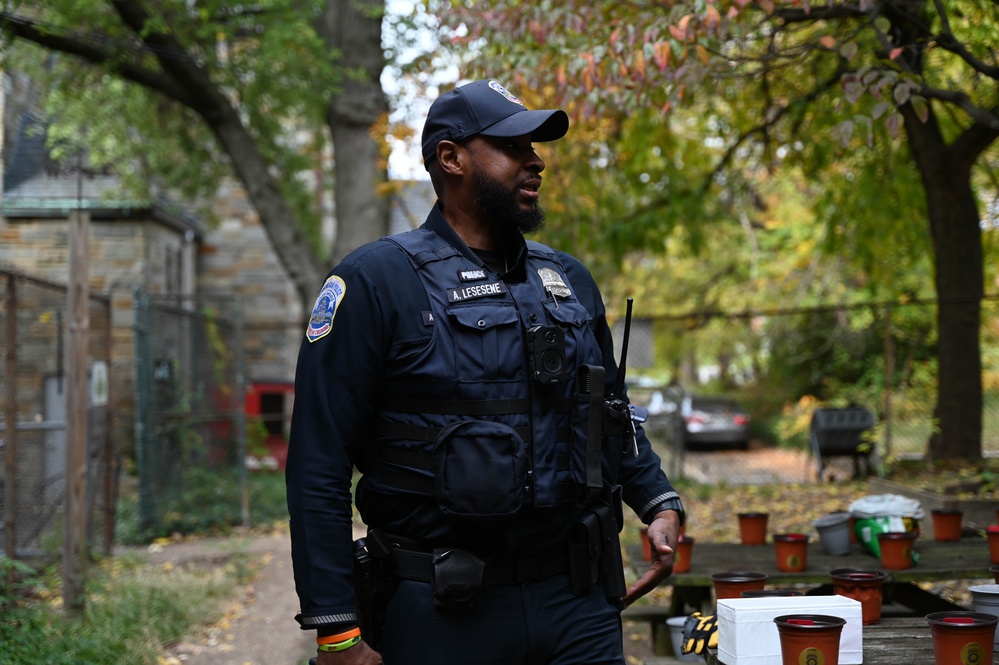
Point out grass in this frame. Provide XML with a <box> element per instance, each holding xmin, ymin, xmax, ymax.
<box><xmin>0</xmin><ymin>550</ymin><xmax>254</xmax><ymax>665</ymax></box>
<box><xmin>1</xmin><ymin>469</ymin><xmax>288</xmax><ymax>665</ymax></box>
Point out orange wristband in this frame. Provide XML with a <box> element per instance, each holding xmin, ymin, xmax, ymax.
<box><xmin>317</xmin><ymin>627</ymin><xmax>361</xmax><ymax>645</ymax></box>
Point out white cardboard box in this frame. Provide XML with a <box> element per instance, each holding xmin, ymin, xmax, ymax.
<box><xmin>716</xmin><ymin>595</ymin><xmax>863</xmax><ymax>665</ymax></box>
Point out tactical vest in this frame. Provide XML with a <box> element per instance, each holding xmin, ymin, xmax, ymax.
<box><xmin>365</xmin><ymin>229</ymin><xmax>606</xmax><ymax>519</ymax></box>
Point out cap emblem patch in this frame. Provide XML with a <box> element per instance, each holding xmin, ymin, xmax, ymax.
<box><xmin>488</xmin><ymin>81</ymin><xmax>524</xmax><ymax>106</ymax></box>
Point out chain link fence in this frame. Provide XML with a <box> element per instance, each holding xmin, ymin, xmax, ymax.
<box><xmin>6</xmin><ymin>268</ymin><xmax>997</xmax><ymax>555</ymax></box>
<box><xmin>621</xmin><ymin>297</ymin><xmax>999</xmax><ymax>485</ymax></box>
<box><xmin>132</xmin><ymin>292</ymin><xmax>248</xmax><ymax>539</ymax></box>
<box><xmin>0</xmin><ymin>268</ymin><xmax>115</xmax><ymax>560</ymax></box>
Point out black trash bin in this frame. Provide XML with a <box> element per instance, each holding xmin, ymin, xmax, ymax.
<box><xmin>809</xmin><ymin>406</ymin><xmax>875</xmax><ymax>480</ymax></box>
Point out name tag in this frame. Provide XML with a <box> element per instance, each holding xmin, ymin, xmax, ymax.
<box><xmin>448</xmin><ymin>281</ymin><xmax>507</xmax><ymax>302</ymax></box>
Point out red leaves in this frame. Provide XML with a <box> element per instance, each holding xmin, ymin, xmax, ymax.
<box><xmin>670</xmin><ymin>14</ymin><xmax>692</xmax><ymax>41</ymax></box>
<box><xmin>653</xmin><ymin>41</ymin><xmax>671</xmax><ymax>72</ymax></box>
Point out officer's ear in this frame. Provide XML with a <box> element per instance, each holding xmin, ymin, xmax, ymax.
<box><xmin>436</xmin><ymin>140</ymin><xmax>465</xmax><ymax>176</ymax></box>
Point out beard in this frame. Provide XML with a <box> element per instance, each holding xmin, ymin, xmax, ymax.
<box><xmin>472</xmin><ymin>167</ymin><xmax>546</xmax><ymax>235</ymax></box>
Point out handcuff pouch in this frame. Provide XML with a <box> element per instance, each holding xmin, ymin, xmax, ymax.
<box><xmin>431</xmin><ymin>548</ymin><xmax>486</xmax><ymax>610</ymax></box>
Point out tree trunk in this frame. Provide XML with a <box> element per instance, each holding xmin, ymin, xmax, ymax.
<box><xmin>107</xmin><ymin>0</ymin><xmax>327</xmax><ymax>311</ymax></box>
<box><xmin>211</xmin><ymin>118</ymin><xmax>327</xmax><ymax>309</ymax></box>
<box><xmin>902</xmin><ymin>106</ymin><xmax>984</xmax><ymax>461</ymax></box>
<box><xmin>316</xmin><ymin>0</ymin><xmax>391</xmax><ymax>265</ymax></box>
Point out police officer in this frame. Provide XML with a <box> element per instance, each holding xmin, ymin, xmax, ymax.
<box><xmin>286</xmin><ymin>79</ymin><xmax>685</xmax><ymax>665</ymax></box>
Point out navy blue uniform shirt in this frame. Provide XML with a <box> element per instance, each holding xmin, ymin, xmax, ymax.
<box><xmin>286</xmin><ymin>203</ymin><xmax>681</xmax><ymax>631</ymax></box>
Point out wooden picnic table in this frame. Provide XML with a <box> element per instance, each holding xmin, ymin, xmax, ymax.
<box><xmin>704</xmin><ymin>617</ymin><xmax>941</xmax><ymax>665</ymax></box>
<box><xmin>642</xmin><ymin>536</ymin><xmax>993</xmax><ymax>616</ymax></box>
<box><xmin>623</xmin><ymin>536</ymin><xmax>995</xmax><ymax>657</ymax></box>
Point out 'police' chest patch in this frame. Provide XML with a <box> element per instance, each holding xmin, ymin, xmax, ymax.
<box><xmin>458</xmin><ymin>269</ymin><xmax>487</xmax><ymax>282</ymax></box>
<box><xmin>448</xmin><ymin>281</ymin><xmax>507</xmax><ymax>302</ymax></box>
<box><xmin>306</xmin><ymin>275</ymin><xmax>346</xmax><ymax>343</ymax></box>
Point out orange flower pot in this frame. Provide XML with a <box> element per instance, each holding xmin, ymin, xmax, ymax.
<box><xmin>674</xmin><ymin>535</ymin><xmax>694</xmax><ymax>574</ymax></box>
<box><xmin>829</xmin><ymin>568</ymin><xmax>889</xmax><ymax>625</ymax></box>
<box><xmin>773</xmin><ymin>533</ymin><xmax>809</xmax><ymax>572</ymax></box>
<box><xmin>877</xmin><ymin>531</ymin><xmax>917</xmax><ymax>570</ymax></box>
<box><xmin>774</xmin><ymin>614</ymin><xmax>846</xmax><ymax>665</ymax></box>
<box><xmin>931</xmin><ymin>509</ymin><xmax>963</xmax><ymax>542</ymax></box>
<box><xmin>737</xmin><ymin>512</ymin><xmax>769</xmax><ymax>546</ymax></box>
<box><xmin>926</xmin><ymin>611</ymin><xmax>998</xmax><ymax>665</ymax></box>
<box><xmin>711</xmin><ymin>571</ymin><xmax>768</xmax><ymax>600</ymax></box>
<box><xmin>988</xmin><ymin>525</ymin><xmax>999</xmax><ymax>564</ymax></box>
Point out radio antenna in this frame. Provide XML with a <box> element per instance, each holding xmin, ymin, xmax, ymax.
<box><xmin>614</xmin><ymin>298</ymin><xmax>633</xmax><ymax>397</ymax></box>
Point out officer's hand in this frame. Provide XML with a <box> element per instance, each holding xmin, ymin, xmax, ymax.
<box><xmin>682</xmin><ymin>612</ymin><xmax>718</xmax><ymax>655</ymax></box>
<box><xmin>622</xmin><ymin>509</ymin><xmax>680</xmax><ymax>607</ymax></box>
<box><xmin>314</xmin><ymin>640</ymin><xmax>383</xmax><ymax>665</ymax></box>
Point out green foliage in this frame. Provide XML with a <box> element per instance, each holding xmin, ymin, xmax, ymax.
<box><xmin>0</xmin><ymin>551</ymin><xmax>241</xmax><ymax>665</ymax></box>
<box><xmin>432</xmin><ymin>0</ymin><xmax>990</xmax><ymax>302</ymax></box>
<box><xmin>116</xmin><ymin>468</ymin><xmax>288</xmax><ymax>545</ymax></box>
<box><xmin>2</xmin><ymin>0</ymin><xmax>335</xmax><ymax>250</ymax></box>
<box><xmin>0</xmin><ymin>555</ymin><xmax>39</xmax><ymax>607</ymax></box>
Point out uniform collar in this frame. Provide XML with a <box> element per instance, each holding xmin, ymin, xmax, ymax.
<box><xmin>423</xmin><ymin>203</ymin><xmax>527</xmax><ymax>277</ymax></box>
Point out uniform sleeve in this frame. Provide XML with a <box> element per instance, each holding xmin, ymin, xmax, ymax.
<box><xmin>285</xmin><ymin>244</ymin><xmax>395</xmax><ymax>630</ymax></box>
<box><xmin>557</xmin><ymin>252</ymin><xmax>684</xmax><ymax>524</ymax></box>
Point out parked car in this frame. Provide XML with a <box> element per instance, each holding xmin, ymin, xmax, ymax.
<box><xmin>678</xmin><ymin>395</ymin><xmax>751</xmax><ymax>449</ymax></box>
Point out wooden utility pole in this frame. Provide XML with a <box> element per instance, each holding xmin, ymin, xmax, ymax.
<box><xmin>883</xmin><ymin>304</ymin><xmax>895</xmax><ymax>460</ymax></box>
<box><xmin>64</xmin><ymin>208</ymin><xmax>89</xmax><ymax>615</ymax></box>
<box><xmin>4</xmin><ymin>275</ymin><xmax>17</xmax><ymax>565</ymax></box>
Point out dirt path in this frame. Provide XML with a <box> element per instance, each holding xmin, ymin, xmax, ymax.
<box><xmin>140</xmin><ymin>528</ymin><xmax>666</xmax><ymax>665</ymax></box>
<box><xmin>143</xmin><ymin>532</ymin><xmax>316</xmax><ymax>665</ymax></box>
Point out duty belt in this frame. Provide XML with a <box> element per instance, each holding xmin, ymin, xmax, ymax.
<box><xmin>388</xmin><ymin>545</ymin><xmax>569</xmax><ymax>586</ymax></box>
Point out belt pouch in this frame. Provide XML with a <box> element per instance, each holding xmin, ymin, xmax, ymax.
<box><xmin>569</xmin><ymin>510</ymin><xmax>601</xmax><ymax>596</ymax></box>
<box><xmin>431</xmin><ymin>548</ymin><xmax>486</xmax><ymax>610</ymax></box>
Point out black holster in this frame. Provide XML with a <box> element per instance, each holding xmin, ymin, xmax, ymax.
<box><xmin>354</xmin><ymin>535</ymin><xmax>392</xmax><ymax>652</ymax></box>
<box><xmin>569</xmin><ymin>509</ymin><xmax>601</xmax><ymax>596</ymax></box>
<box><xmin>569</xmin><ymin>487</ymin><xmax>627</xmax><ymax>604</ymax></box>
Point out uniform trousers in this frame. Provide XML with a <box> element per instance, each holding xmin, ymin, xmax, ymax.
<box><xmin>381</xmin><ymin>573</ymin><xmax>625</xmax><ymax>665</ymax></box>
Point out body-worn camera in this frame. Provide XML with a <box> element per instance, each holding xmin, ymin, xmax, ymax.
<box><xmin>527</xmin><ymin>325</ymin><xmax>568</xmax><ymax>384</ymax></box>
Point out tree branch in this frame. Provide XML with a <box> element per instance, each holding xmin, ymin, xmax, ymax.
<box><xmin>0</xmin><ymin>12</ymin><xmax>195</xmax><ymax>106</ymax></box>
<box><xmin>771</xmin><ymin>4</ymin><xmax>867</xmax><ymax>24</ymax></box>
<box><xmin>712</xmin><ymin>61</ymin><xmax>847</xmax><ymax>179</ymax></box>
<box><xmin>931</xmin><ymin>0</ymin><xmax>999</xmax><ymax>79</ymax></box>
<box><xmin>107</xmin><ymin>0</ymin><xmax>226</xmax><ymax>121</ymax></box>
<box><xmin>950</xmin><ymin>114</ymin><xmax>999</xmax><ymax>164</ymax></box>
<box><xmin>920</xmin><ymin>84</ymin><xmax>999</xmax><ymax>131</ymax></box>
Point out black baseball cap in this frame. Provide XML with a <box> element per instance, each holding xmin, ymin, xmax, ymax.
<box><xmin>421</xmin><ymin>79</ymin><xmax>569</xmax><ymax>168</ymax></box>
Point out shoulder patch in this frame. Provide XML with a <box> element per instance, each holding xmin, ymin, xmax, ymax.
<box><xmin>306</xmin><ymin>275</ymin><xmax>346</xmax><ymax>343</ymax></box>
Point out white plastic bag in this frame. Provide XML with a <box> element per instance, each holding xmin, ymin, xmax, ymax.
<box><xmin>848</xmin><ymin>494</ymin><xmax>925</xmax><ymax>519</ymax></box>
<box><xmin>849</xmin><ymin>494</ymin><xmax>923</xmax><ymax>557</ymax></box>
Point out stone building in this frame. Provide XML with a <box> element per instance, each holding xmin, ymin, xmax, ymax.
<box><xmin>0</xmin><ymin>82</ymin><xmax>435</xmax><ymax>454</ymax></box>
